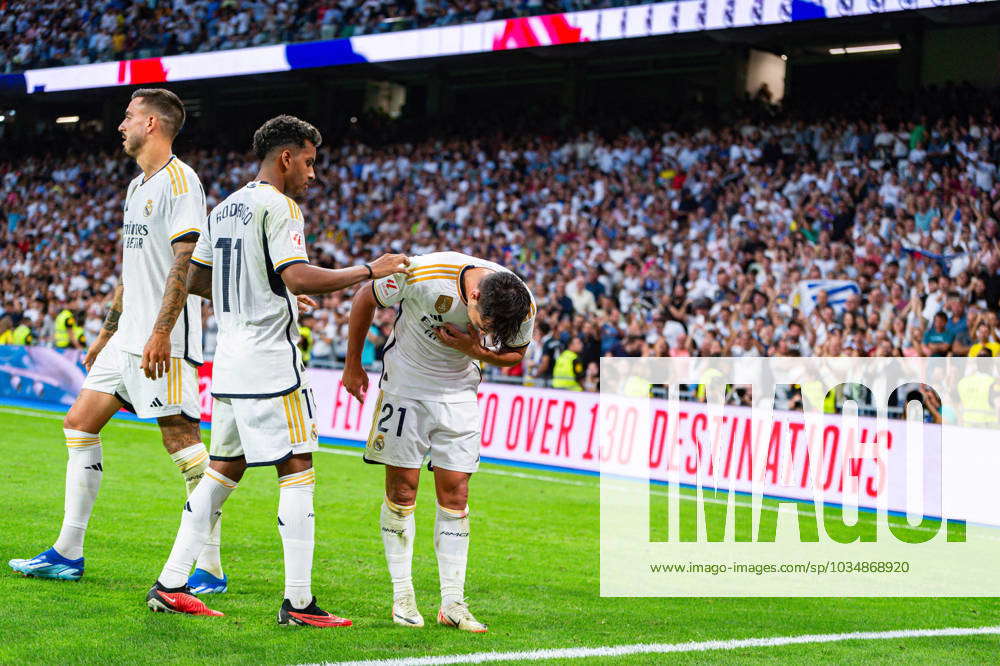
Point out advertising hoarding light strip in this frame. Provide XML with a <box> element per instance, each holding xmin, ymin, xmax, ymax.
<box><xmin>55</xmin><ymin>115</ymin><xmax>80</xmax><ymax>124</ymax></box>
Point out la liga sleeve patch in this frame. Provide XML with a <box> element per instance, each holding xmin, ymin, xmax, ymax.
<box><xmin>375</xmin><ymin>274</ymin><xmax>406</xmax><ymax>306</ymax></box>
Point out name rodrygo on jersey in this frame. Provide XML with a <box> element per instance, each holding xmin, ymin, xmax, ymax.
<box><xmin>116</xmin><ymin>156</ymin><xmax>205</xmax><ymax>364</ymax></box>
<box><xmin>192</xmin><ymin>181</ymin><xmax>309</xmax><ymax>398</ymax></box>
<box><xmin>372</xmin><ymin>251</ymin><xmax>536</xmax><ymax>403</ymax></box>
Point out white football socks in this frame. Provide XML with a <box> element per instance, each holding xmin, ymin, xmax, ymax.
<box><xmin>53</xmin><ymin>429</ymin><xmax>103</xmax><ymax>561</ymax></box>
<box><xmin>277</xmin><ymin>468</ymin><xmax>316</xmax><ymax>609</ymax></box>
<box><xmin>159</xmin><ymin>468</ymin><xmax>237</xmax><ymax>589</ymax></box>
<box><xmin>381</xmin><ymin>496</ymin><xmax>416</xmax><ymax>600</ymax></box>
<box><xmin>434</xmin><ymin>504</ymin><xmax>470</xmax><ymax>608</ymax></box>
<box><xmin>170</xmin><ymin>443</ymin><xmax>224</xmax><ymax>578</ymax></box>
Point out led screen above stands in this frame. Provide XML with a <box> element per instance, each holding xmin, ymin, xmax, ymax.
<box><xmin>0</xmin><ymin>0</ymin><xmax>992</xmax><ymax>94</ymax></box>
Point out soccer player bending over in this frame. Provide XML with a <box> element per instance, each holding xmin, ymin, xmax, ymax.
<box><xmin>343</xmin><ymin>252</ymin><xmax>536</xmax><ymax>632</ymax></box>
<box><xmin>10</xmin><ymin>89</ymin><xmax>228</xmax><ymax>594</ymax></box>
<box><xmin>146</xmin><ymin>115</ymin><xmax>409</xmax><ymax>625</ymax></box>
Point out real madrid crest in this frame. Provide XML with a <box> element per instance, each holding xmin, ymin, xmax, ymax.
<box><xmin>143</xmin><ymin>199</ymin><xmax>153</xmax><ymax>217</ymax></box>
<box><xmin>373</xmin><ymin>433</ymin><xmax>385</xmax><ymax>451</ymax></box>
<box><xmin>434</xmin><ymin>295</ymin><xmax>453</xmax><ymax>314</ymax></box>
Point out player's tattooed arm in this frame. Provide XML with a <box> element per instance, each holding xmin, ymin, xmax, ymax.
<box><xmin>153</xmin><ymin>240</ymin><xmax>196</xmax><ymax>335</ymax></box>
<box><xmin>84</xmin><ymin>284</ymin><xmax>124</xmax><ymax>371</ymax></box>
<box><xmin>142</xmin><ymin>240</ymin><xmax>195</xmax><ymax>379</ymax></box>
<box><xmin>102</xmin><ymin>284</ymin><xmax>124</xmax><ymax>335</ymax></box>
<box><xmin>187</xmin><ymin>263</ymin><xmax>213</xmax><ymax>300</ymax></box>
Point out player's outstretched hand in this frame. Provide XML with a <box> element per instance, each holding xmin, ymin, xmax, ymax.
<box><xmin>297</xmin><ymin>294</ymin><xmax>317</xmax><ymax>314</ymax></box>
<box><xmin>368</xmin><ymin>254</ymin><xmax>411</xmax><ymax>279</ymax></box>
<box><xmin>141</xmin><ymin>331</ymin><xmax>171</xmax><ymax>379</ymax></box>
<box><xmin>342</xmin><ymin>362</ymin><xmax>369</xmax><ymax>403</ymax></box>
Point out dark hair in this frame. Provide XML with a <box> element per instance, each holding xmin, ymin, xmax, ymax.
<box><xmin>252</xmin><ymin>115</ymin><xmax>322</xmax><ymax>160</ymax></box>
<box><xmin>478</xmin><ymin>271</ymin><xmax>532</xmax><ymax>349</ymax></box>
<box><xmin>131</xmin><ymin>88</ymin><xmax>185</xmax><ymax>138</ymax></box>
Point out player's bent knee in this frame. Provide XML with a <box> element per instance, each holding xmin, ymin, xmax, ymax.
<box><xmin>210</xmin><ymin>457</ymin><xmax>247</xmax><ymax>483</ymax></box>
<box><xmin>436</xmin><ymin>489</ymin><xmax>468</xmax><ymax>512</ymax></box>
<box><xmin>276</xmin><ymin>453</ymin><xmax>313</xmax><ymax>477</ymax></box>
<box><xmin>387</xmin><ymin>485</ymin><xmax>417</xmax><ymax>506</ymax></box>
<box><xmin>385</xmin><ymin>476</ymin><xmax>418</xmax><ymax>505</ymax></box>
<box><xmin>63</xmin><ymin>407</ymin><xmax>102</xmax><ymax>434</ymax></box>
<box><xmin>385</xmin><ymin>469</ymin><xmax>419</xmax><ymax>506</ymax></box>
<box><xmin>434</xmin><ymin>470</ymin><xmax>470</xmax><ymax>510</ymax></box>
<box><xmin>157</xmin><ymin>414</ymin><xmax>202</xmax><ymax>454</ymax></box>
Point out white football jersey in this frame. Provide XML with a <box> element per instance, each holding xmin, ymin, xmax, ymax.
<box><xmin>192</xmin><ymin>181</ymin><xmax>309</xmax><ymax>398</ymax></box>
<box><xmin>116</xmin><ymin>156</ymin><xmax>205</xmax><ymax>364</ymax></box>
<box><xmin>372</xmin><ymin>251</ymin><xmax>536</xmax><ymax>403</ymax></box>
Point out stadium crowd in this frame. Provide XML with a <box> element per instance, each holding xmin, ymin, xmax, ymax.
<box><xmin>2</xmin><ymin>85</ymin><xmax>1000</xmax><ymax>391</ymax></box>
<box><xmin>0</xmin><ymin>0</ymin><xmax>632</xmax><ymax>72</ymax></box>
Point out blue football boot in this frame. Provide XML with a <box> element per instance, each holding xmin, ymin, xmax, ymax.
<box><xmin>187</xmin><ymin>568</ymin><xmax>228</xmax><ymax>594</ymax></box>
<box><xmin>9</xmin><ymin>547</ymin><xmax>84</xmax><ymax>581</ymax></box>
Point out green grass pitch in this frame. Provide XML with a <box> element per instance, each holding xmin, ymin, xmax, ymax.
<box><xmin>1</xmin><ymin>405</ymin><xmax>999</xmax><ymax>665</ymax></box>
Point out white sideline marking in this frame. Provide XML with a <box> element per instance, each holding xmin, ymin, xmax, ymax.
<box><xmin>318</xmin><ymin>446</ymin><xmax>362</xmax><ymax>457</ymax></box>
<box><xmin>312</xmin><ymin>625</ymin><xmax>1000</xmax><ymax>666</ymax></box>
<box><xmin>0</xmin><ymin>406</ymin><xmax>158</xmax><ymax>431</ymax></box>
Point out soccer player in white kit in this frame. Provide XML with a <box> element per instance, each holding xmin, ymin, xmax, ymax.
<box><xmin>146</xmin><ymin>115</ymin><xmax>410</xmax><ymax>624</ymax></box>
<box><xmin>9</xmin><ymin>89</ymin><xmax>227</xmax><ymax>593</ymax></box>
<box><xmin>343</xmin><ymin>252</ymin><xmax>536</xmax><ymax>632</ymax></box>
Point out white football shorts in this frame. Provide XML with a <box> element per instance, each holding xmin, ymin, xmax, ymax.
<box><xmin>209</xmin><ymin>383</ymin><xmax>319</xmax><ymax>467</ymax></box>
<box><xmin>82</xmin><ymin>336</ymin><xmax>200</xmax><ymax>421</ymax></box>
<box><xmin>363</xmin><ymin>389</ymin><xmax>481</xmax><ymax>473</ymax></box>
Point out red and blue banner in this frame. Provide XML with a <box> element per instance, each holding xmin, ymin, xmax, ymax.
<box><xmin>1</xmin><ymin>0</ymin><xmax>990</xmax><ymax>94</ymax></box>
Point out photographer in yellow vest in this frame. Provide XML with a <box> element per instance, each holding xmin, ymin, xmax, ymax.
<box><xmin>298</xmin><ymin>313</ymin><xmax>315</xmax><ymax>367</ymax></box>
<box><xmin>0</xmin><ymin>315</ymin><xmax>13</xmax><ymax>345</ymax></box>
<box><xmin>54</xmin><ymin>308</ymin><xmax>82</xmax><ymax>350</ymax></box>
<box><xmin>552</xmin><ymin>336</ymin><xmax>585</xmax><ymax>391</ymax></box>
<box><xmin>12</xmin><ymin>313</ymin><xmax>35</xmax><ymax>345</ymax></box>
<box><xmin>958</xmin><ymin>349</ymin><xmax>1000</xmax><ymax>427</ymax></box>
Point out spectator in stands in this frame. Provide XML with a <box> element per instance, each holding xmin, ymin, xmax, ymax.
<box><xmin>968</xmin><ymin>320</ymin><xmax>1000</xmax><ymax>358</ymax></box>
<box><xmin>922</xmin><ymin>312</ymin><xmax>955</xmax><ymax>357</ymax></box>
<box><xmin>5</xmin><ymin>83</ymin><xmax>1000</xmax><ymax>393</ymax></box>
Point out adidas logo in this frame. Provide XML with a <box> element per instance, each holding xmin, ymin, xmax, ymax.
<box><xmin>150</xmin><ymin>397</ymin><xmax>163</xmax><ymax>408</ymax></box>
<box><xmin>85</xmin><ymin>463</ymin><xmax>103</xmax><ymax>472</ymax></box>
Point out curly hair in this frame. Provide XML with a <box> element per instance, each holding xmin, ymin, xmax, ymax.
<box><xmin>252</xmin><ymin>115</ymin><xmax>322</xmax><ymax>160</ymax></box>
<box><xmin>477</xmin><ymin>271</ymin><xmax>532</xmax><ymax>348</ymax></box>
